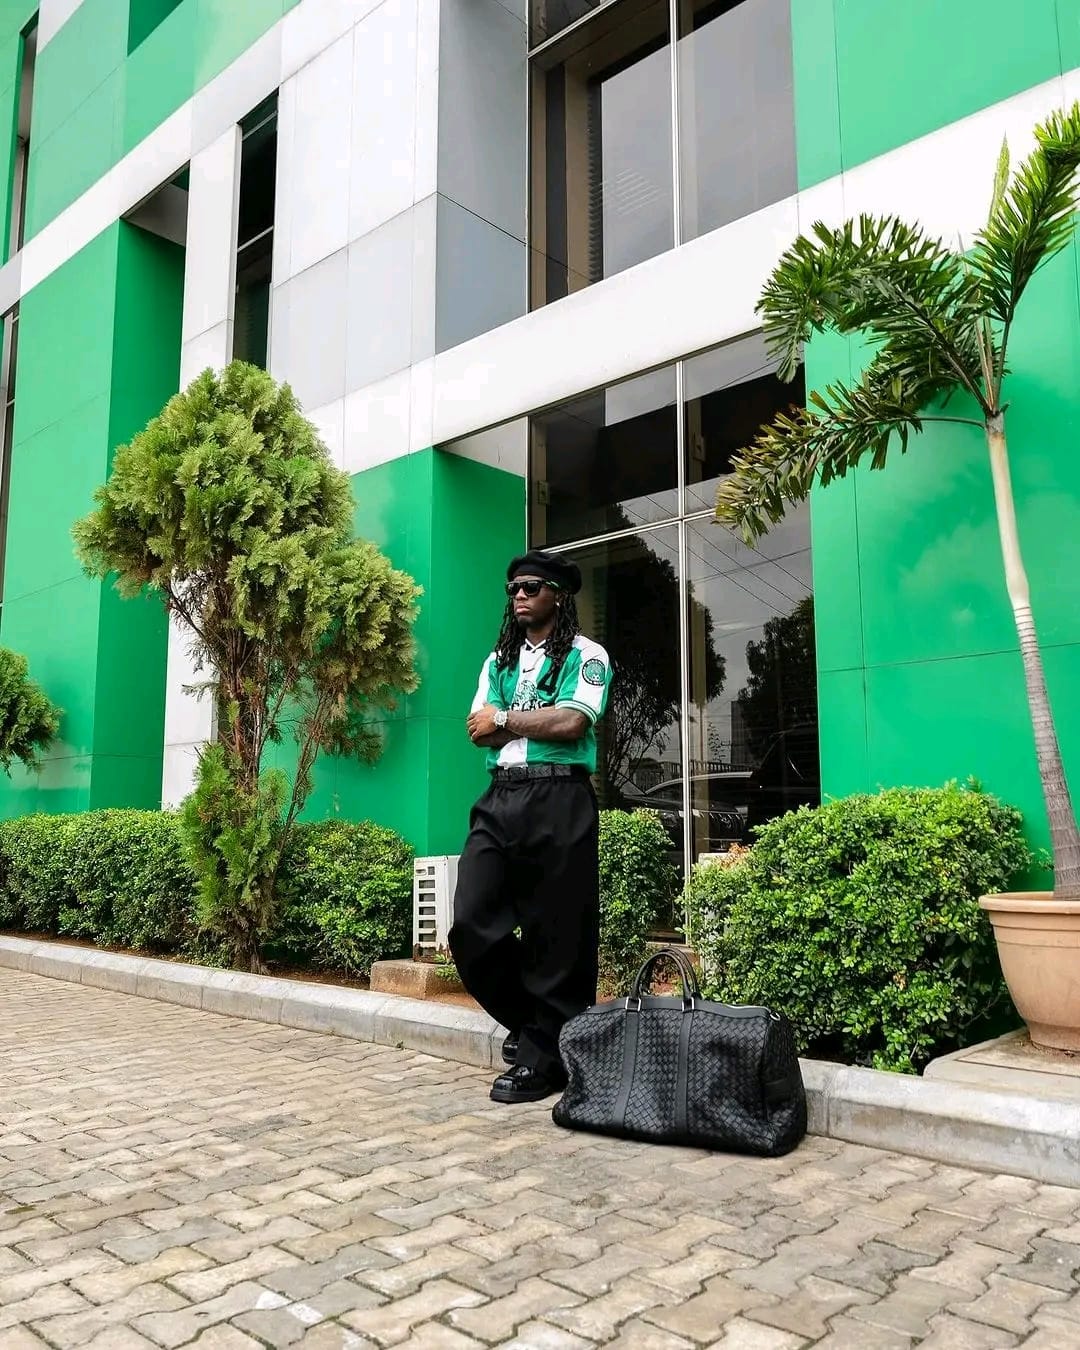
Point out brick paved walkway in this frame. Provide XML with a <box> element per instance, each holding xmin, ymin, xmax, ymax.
<box><xmin>1</xmin><ymin>969</ymin><xmax>1079</xmax><ymax>1349</ymax></box>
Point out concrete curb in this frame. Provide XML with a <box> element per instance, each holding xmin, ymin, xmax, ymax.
<box><xmin>2</xmin><ymin>935</ymin><xmax>1078</xmax><ymax>1186</ymax></box>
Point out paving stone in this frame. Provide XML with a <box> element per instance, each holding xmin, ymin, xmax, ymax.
<box><xmin>31</xmin><ymin>1282</ymin><xmax>188</xmax><ymax>1349</ymax></box>
<box><xmin>3</xmin><ymin>969</ymin><xmax>1080</xmax><ymax>1350</ymax></box>
<box><xmin>342</xmin><ymin>1279</ymin><xmax>487</xmax><ymax>1344</ymax></box>
<box><xmin>846</xmin><ymin>1274</ymin><xmax>958</xmax><ymax>1338</ymax></box>
<box><xmin>918</xmin><ymin>1312</ymin><xmax>1020</xmax><ymax>1347</ymax></box>
<box><xmin>906</xmin><ymin>1239</ymin><xmax>1014</xmax><ymax>1295</ymax></box>
<box><xmin>449</xmin><ymin>1274</ymin><xmax>585</xmax><ymax>1340</ymax></box>
<box><xmin>706</xmin><ymin>1319</ymin><xmax>806</xmax><ymax>1349</ymax></box>
<box><xmin>499</xmin><ymin>1322</ymin><xmax>595</xmax><ymax>1350</ymax></box>
<box><xmin>949</xmin><ymin>1272</ymin><xmax>1070</xmax><ymax>1334</ymax></box>
<box><xmin>132</xmin><ymin>1281</ymin><xmax>284</xmax><ymax>1347</ymax></box>
<box><xmin>594</xmin><ymin>1274</ymin><xmax>746</xmax><ymax>1342</ymax></box>
<box><xmin>745</xmin><ymin>1275</ymin><xmax>875</xmax><ymax>1339</ymax></box>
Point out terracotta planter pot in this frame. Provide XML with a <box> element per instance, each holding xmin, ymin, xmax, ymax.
<box><xmin>979</xmin><ymin>892</ymin><xmax>1080</xmax><ymax>1052</ymax></box>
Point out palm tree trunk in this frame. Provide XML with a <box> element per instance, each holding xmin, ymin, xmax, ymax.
<box><xmin>986</xmin><ymin>413</ymin><xmax>1080</xmax><ymax>898</ymax></box>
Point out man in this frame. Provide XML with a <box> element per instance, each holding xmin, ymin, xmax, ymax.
<box><xmin>449</xmin><ymin>550</ymin><xmax>612</xmax><ymax>1104</ymax></box>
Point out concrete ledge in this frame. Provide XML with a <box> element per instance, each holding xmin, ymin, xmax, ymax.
<box><xmin>2</xmin><ymin>935</ymin><xmax>1078</xmax><ymax>1185</ymax></box>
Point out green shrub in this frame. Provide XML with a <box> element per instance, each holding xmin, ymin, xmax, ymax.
<box><xmin>0</xmin><ymin>811</ymin><xmax>197</xmax><ymax>950</ymax></box>
<box><xmin>0</xmin><ymin>814</ymin><xmax>77</xmax><ymax>931</ymax></box>
<box><xmin>66</xmin><ymin>811</ymin><xmax>196</xmax><ymax>951</ymax></box>
<box><xmin>273</xmin><ymin>819</ymin><xmax>414</xmax><ymax>977</ymax></box>
<box><xmin>684</xmin><ymin>784</ymin><xmax>1029</xmax><ymax>1072</ymax></box>
<box><xmin>0</xmin><ymin>647</ymin><xmax>61</xmax><ymax>775</ymax></box>
<box><xmin>598</xmin><ymin>809</ymin><xmax>679</xmax><ymax>994</ymax></box>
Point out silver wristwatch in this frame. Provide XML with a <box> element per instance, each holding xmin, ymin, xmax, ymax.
<box><xmin>493</xmin><ymin>709</ymin><xmax>509</xmax><ymax>730</ymax></box>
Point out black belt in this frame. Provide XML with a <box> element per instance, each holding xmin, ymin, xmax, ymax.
<box><xmin>491</xmin><ymin>764</ymin><xmax>591</xmax><ymax>783</ymax></box>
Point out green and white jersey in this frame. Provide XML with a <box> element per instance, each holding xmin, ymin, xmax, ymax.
<box><xmin>472</xmin><ymin>635</ymin><xmax>613</xmax><ymax>773</ymax></box>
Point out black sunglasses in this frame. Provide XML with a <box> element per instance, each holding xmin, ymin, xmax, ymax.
<box><xmin>506</xmin><ymin>579</ymin><xmax>560</xmax><ymax>598</ymax></box>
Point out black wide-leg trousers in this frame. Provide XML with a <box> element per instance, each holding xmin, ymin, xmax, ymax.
<box><xmin>449</xmin><ymin>775</ymin><xmax>600</xmax><ymax>1078</ymax></box>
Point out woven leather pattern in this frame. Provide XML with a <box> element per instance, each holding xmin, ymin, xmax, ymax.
<box><xmin>553</xmin><ymin>1007</ymin><xmax>624</xmax><ymax>1130</ymax></box>
<box><xmin>623</xmin><ymin>1007</ymin><xmax>682</xmax><ymax>1139</ymax></box>
<box><xmin>552</xmin><ymin>993</ymin><xmax>806</xmax><ymax>1157</ymax></box>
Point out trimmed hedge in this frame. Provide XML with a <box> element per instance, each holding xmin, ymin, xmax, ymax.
<box><xmin>0</xmin><ymin>810</ymin><xmax>413</xmax><ymax>978</ymax></box>
<box><xmin>0</xmin><ymin>807</ymin><xmax>680</xmax><ymax>997</ymax></box>
<box><xmin>683</xmin><ymin>784</ymin><xmax>1030</xmax><ymax>1072</ymax></box>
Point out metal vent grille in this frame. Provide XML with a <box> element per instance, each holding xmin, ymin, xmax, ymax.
<box><xmin>412</xmin><ymin>856</ymin><xmax>459</xmax><ymax>960</ymax></box>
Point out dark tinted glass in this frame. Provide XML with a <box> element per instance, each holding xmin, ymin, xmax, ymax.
<box><xmin>234</xmin><ymin>232</ymin><xmax>272</xmax><ymax>370</ymax></box>
<box><xmin>529</xmin><ymin>0</ymin><xmax>608</xmax><ymax>46</ymax></box>
<box><xmin>237</xmin><ymin>101</ymin><xmax>277</xmax><ymax>250</ymax></box>
<box><xmin>677</xmin><ymin>0</ymin><xmax>797</xmax><ymax>240</ymax></box>
<box><xmin>569</xmin><ymin>526</ymin><xmax>685</xmax><ymax>899</ymax></box>
<box><xmin>531</xmin><ymin>0</ymin><xmax>672</xmax><ymax>307</ymax></box>
<box><xmin>530</xmin><ymin>365</ymin><xmax>678</xmax><ymax>545</ymax></box>
<box><xmin>685</xmin><ymin>513</ymin><xmax>817</xmax><ymax>860</ymax></box>
<box><xmin>684</xmin><ymin>334</ymin><xmax>805</xmax><ymax>515</ymax></box>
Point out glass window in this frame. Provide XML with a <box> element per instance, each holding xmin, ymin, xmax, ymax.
<box><xmin>676</xmin><ymin>0</ymin><xmax>797</xmax><ymax>241</ymax></box>
<box><xmin>530</xmin><ymin>364</ymin><xmax>678</xmax><ymax>546</ymax></box>
<box><xmin>9</xmin><ymin>19</ymin><xmax>35</xmax><ymax>260</ymax></box>
<box><xmin>683</xmin><ymin>334</ymin><xmax>805</xmax><ymax>516</ymax></box>
<box><xmin>568</xmin><ymin>526</ymin><xmax>684</xmax><ymax>868</ymax></box>
<box><xmin>234</xmin><ymin>97</ymin><xmax>277</xmax><ymax>371</ymax></box>
<box><xmin>530</xmin><ymin>0</ymin><xmax>672</xmax><ymax>307</ymax></box>
<box><xmin>527</xmin><ymin>338</ymin><xmax>818</xmax><ymax>884</ymax></box>
<box><xmin>530</xmin><ymin>0</ymin><xmax>610</xmax><ymax>47</ymax></box>
<box><xmin>685</xmin><ymin>513</ymin><xmax>817</xmax><ymax>861</ymax></box>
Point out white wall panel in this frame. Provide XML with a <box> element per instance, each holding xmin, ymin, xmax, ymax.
<box><xmin>342</xmin><ymin>367</ymin><xmax>413</xmax><ymax>474</ymax></box>
<box><xmin>279</xmin><ymin>32</ymin><xmax>353</xmax><ymax>279</ymax></box>
<box><xmin>181</xmin><ymin>126</ymin><xmax>241</xmax><ymax>344</ymax></box>
<box><xmin>270</xmin><ymin>246</ymin><xmax>349</xmax><ymax>411</ymax></box>
<box><xmin>346</xmin><ymin>213</ymin><xmax>414</xmax><ymax>390</ymax></box>
<box><xmin>349</xmin><ymin>0</ymin><xmax>420</xmax><ymax>241</ymax></box>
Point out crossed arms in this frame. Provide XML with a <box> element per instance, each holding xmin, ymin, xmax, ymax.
<box><xmin>467</xmin><ymin>703</ymin><xmax>588</xmax><ymax>749</ymax></box>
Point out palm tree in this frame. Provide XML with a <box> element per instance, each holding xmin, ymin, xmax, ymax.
<box><xmin>715</xmin><ymin>103</ymin><xmax>1080</xmax><ymax>899</ymax></box>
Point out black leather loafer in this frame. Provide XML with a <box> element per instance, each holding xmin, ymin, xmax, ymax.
<box><xmin>489</xmin><ymin>1063</ymin><xmax>565</xmax><ymax>1104</ymax></box>
<box><xmin>501</xmin><ymin>1033</ymin><xmax>519</xmax><ymax>1065</ymax></box>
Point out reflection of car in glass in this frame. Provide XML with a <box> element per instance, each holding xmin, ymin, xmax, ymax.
<box><xmin>620</xmin><ymin>725</ymin><xmax>820</xmax><ymax>853</ymax></box>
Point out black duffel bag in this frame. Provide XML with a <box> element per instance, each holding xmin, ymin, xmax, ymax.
<box><xmin>552</xmin><ymin>948</ymin><xmax>806</xmax><ymax>1157</ymax></box>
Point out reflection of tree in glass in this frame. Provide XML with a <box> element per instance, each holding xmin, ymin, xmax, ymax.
<box><xmin>735</xmin><ymin>595</ymin><xmax>817</xmax><ymax>762</ymax></box>
<box><xmin>601</xmin><ymin>529</ymin><xmax>724</xmax><ymax>795</ymax></box>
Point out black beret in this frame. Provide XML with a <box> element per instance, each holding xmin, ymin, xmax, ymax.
<box><xmin>507</xmin><ymin>549</ymin><xmax>582</xmax><ymax>595</ymax></box>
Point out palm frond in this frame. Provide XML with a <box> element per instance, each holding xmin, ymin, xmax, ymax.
<box><xmin>758</xmin><ymin>215</ymin><xmax>986</xmax><ymax>402</ymax></box>
<box><xmin>971</xmin><ymin>102</ymin><xmax>1080</xmax><ymax>325</ymax></box>
<box><xmin>715</xmin><ymin>348</ymin><xmax>969</xmax><ymax>542</ymax></box>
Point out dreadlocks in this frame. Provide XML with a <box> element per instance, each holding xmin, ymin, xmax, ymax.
<box><xmin>493</xmin><ymin>592</ymin><xmax>581</xmax><ymax>693</ymax></box>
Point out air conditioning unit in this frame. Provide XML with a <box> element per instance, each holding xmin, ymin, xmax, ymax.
<box><xmin>412</xmin><ymin>855</ymin><xmax>459</xmax><ymax>960</ymax></box>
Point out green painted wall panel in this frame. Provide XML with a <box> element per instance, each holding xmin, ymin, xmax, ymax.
<box><xmin>790</xmin><ymin>0</ymin><xmax>841</xmax><ymax>189</ymax></box>
<box><xmin>194</xmin><ymin>0</ymin><xmax>287</xmax><ymax>87</ymax></box>
<box><xmin>29</xmin><ymin>0</ymin><xmax>126</xmax><ymax>149</ymax></box>
<box><xmin>122</xmin><ymin>0</ymin><xmax>197</xmax><ymax>153</ymax></box>
<box><xmin>308</xmin><ymin>450</ymin><xmax>526</xmax><ymax>855</ymax></box>
<box><xmin>0</xmin><ymin>221</ymin><xmax>182</xmax><ymax>819</ymax></box>
<box><xmin>2</xmin><ymin>396</ymin><xmax>111</xmax><ymax>601</ymax></box>
<box><xmin>816</xmin><ymin>666</ymin><xmax>867</xmax><ymax>799</ymax></box>
<box><xmin>2</xmin><ymin>576</ymin><xmax>102</xmax><ymax>763</ymax></box>
<box><xmin>26</xmin><ymin>66</ymin><xmax>124</xmax><ymax>236</ymax></box>
<box><xmin>0</xmin><ymin>2</ymin><xmax>36</xmax><ymax>45</ymax></box>
<box><xmin>793</xmin><ymin>0</ymin><xmax>1068</xmax><ymax>184</ymax></box>
<box><xmin>12</xmin><ymin>231</ymin><xmax>118</xmax><ymax>445</ymax></box>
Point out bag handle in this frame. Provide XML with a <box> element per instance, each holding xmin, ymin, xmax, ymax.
<box><xmin>630</xmin><ymin>947</ymin><xmax>700</xmax><ymax>1004</ymax></box>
